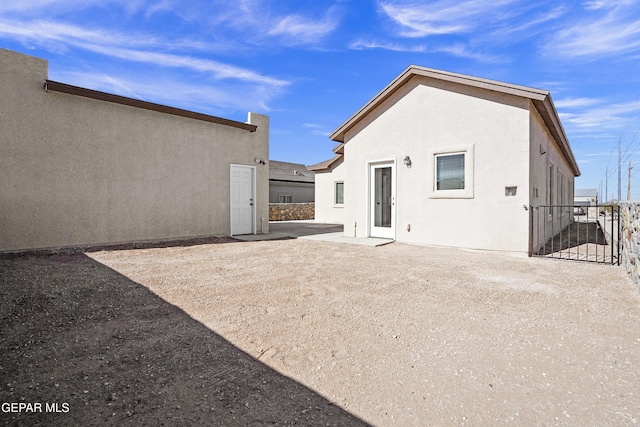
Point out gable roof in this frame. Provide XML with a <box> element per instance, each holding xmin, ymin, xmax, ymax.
<box><xmin>328</xmin><ymin>65</ymin><xmax>580</xmax><ymax>176</ymax></box>
<box><xmin>269</xmin><ymin>160</ymin><xmax>315</xmax><ymax>183</ymax></box>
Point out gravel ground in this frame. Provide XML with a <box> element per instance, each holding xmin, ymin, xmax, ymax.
<box><xmin>88</xmin><ymin>239</ymin><xmax>639</xmax><ymax>426</ymax></box>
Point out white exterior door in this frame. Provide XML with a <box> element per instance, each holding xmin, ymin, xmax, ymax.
<box><xmin>230</xmin><ymin>164</ymin><xmax>255</xmax><ymax>235</ymax></box>
<box><xmin>370</xmin><ymin>162</ymin><xmax>395</xmax><ymax>239</ymax></box>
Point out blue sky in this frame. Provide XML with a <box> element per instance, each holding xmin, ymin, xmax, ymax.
<box><xmin>1</xmin><ymin>0</ymin><xmax>640</xmax><ymax>200</ymax></box>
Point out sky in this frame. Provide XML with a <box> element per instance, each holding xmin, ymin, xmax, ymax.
<box><xmin>1</xmin><ymin>0</ymin><xmax>640</xmax><ymax>200</ymax></box>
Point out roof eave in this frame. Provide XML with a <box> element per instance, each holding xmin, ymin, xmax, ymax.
<box><xmin>329</xmin><ymin>65</ymin><xmax>549</xmax><ymax>143</ymax></box>
<box><xmin>308</xmin><ymin>154</ymin><xmax>342</xmax><ymax>172</ymax></box>
<box><xmin>533</xmin><ymin>96</ymin><xmax>581</xmax><ymax>177</ymax></box>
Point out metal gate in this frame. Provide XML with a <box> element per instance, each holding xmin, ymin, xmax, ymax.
<box><xmin>530</xmin><ymin>204</ymin><xmax>620</xmax><ymax>265</ymax></box>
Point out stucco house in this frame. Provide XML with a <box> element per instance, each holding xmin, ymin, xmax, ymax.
<box><xmin>0</xmin><ymin>49</ymin><xmax>269</xmax><ymax>252</ymax></box>
<box><xmin>574</xmin><ymin>189</ymin><xmax>598</xmax><ymax>207</ymax></box>
<box><xmin>269</xmin><ymin>160</ymin><xmax>315</xmax><ymax>203</ymax></box>
<box><xmin>310</xmin><ymin>65</ymin><xmax>580</xmax><ymax>254</ymax></box>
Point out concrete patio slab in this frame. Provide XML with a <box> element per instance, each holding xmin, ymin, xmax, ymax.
<box><xmin>299</xmin><ymin>232</ymin><xmax>394</xmax><ymax>247</ymax></box>
<box><xmin>233</xmin><ymin>220</ymin><xmax>344</xmax><ymax>242</ymax></box>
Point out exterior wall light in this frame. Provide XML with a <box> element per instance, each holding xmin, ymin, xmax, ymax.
<box><xmin>403</xmin><ymin>156</ymin><xmax>412</xmax><ymax>167</ymax></box>
<box><xmin>255</xmin><ymin>158</ymin><xmax>266</xmax><ymax>165</ymax></box>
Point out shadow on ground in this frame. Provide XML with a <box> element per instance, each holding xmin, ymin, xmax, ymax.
<box><xmin>535</xmin><ymin>221</ymin><xmax>607</xmax><ymax>255</ymax></box>
<box><xmin>267</xmin><ymin>222</ymin><xmax>343</xmax><ymax>238</ymax></box>
<box><xmin>0</xmin><ymin>252</ymin><xmax>368</xmax><ymax>426</ymax></box>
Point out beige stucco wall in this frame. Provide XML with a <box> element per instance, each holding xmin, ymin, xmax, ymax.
<box><xmin>314</xmin><ymin>157</ymin><xmax>346</xmax><ymax>224</ymax></box>
<box><xmin>339</xmin><ymin>76</ymin><xmax>534</xmax><ymax>252</ymax></box>
<box><xmin>0</xmin><ymin>49</ymin><xmax>269</xmax><ymax>252</ymax></box>
<box><xmin>529</xmin><ymin>104</ymin><xmax>575</xmax><ymax>252</ymax></box>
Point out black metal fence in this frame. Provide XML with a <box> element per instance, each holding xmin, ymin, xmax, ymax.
<box><xmin>530</xmin><ymin>204</ymin><xmax>620</xmax><ymax>265</ymax></box>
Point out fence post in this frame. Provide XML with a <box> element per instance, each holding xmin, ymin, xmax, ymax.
<box><xmin>611</xmin><ymin>206</ymin><xmax>615</xmax><ymax>265</ymax></box>
<box><xmin>617</xmin><ymin>205</ymin><xmax>621</xmax><ymax>266</ymax></box>
<box><xmin>528</xmin><ymin>205</ymin><xmax>533</xmax><ymax>257</ymax></box>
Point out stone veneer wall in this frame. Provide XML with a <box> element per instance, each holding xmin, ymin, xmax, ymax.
<box><xmin>620</xmin><ymin>202</ymin><xmax>640</xmax><ymax>287</ymax></box>
<box><xmin>269</xmin><ymin>203</ymin><xmax>315</xmax><ymax>221</ymax></box>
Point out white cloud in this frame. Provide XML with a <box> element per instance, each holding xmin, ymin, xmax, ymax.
<box><xmin>268</xmin><ymin>10</ymin><xmax>340</xmax><ymax>44</ymax></box>
<box><xmin>79</xmin><ymin>43</ymin><xmax>288</xmax><ymax>87</ymax></box>
<box><xmin>348</xmin><ymin>39</ymin><xmax>426</xmax><ymax>52</ymax></box>
<box><xmin>545</xmin><ymin>1</ymin><xmax>640</xmax><ymax>59</ymax></box>
<box><xmin>582</xmin><ymin>0</ymin><xmax>628</xmax><ymax>11</ymax></box>
<box><xmin>0</xmin><ymin>0</ymin><xmax>154</xmax><ymax>16</ymax></box>
<box><xmin>57</xmin><ymin>70</ymin><xmax>281</xmax><ymax>113</ymax></box>
<box><xmin>378</xmin><ymin>0</ymin><xmax>517</xmax><ymax>37</ymax></box>
<box><xmin>559</xmin><ymin>100</ymin><xmax>640</xmax><ymax>129</ymax></box>
<box><xmin>302</xmin><ymin>123</ymin><xmax>331</xmax><ymax>136</ymax></box>
<box><xmin>0</xmin><ymin>19</ymin><xmax>288</xmax><ymax>87</ymax></box>
<box><xmin>434</xmin><ymin>43</ymin><xmax>506</xmax><ymax>63</ymax></box>
<box><xmin>555</xmin><ymin>97</ymin><xmax>601</xmax><ymax>108</ymax></box>
<box><xmin>490</xmin><ymin>5</ymin><xmax>567</xmax><ymax>40</ymax></box>
<box><xmin>348</xmin><ymin>38</ymin><xmax>503</xmax><ymax>62</ymax></box>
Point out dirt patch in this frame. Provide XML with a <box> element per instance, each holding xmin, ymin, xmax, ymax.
<box><xmin>84</xmin><ymin>239</ymin><xmax>640</xmax><ymax>426</ymax></box>
<box><xmin>0</xmin><ymin>251</ymin><xmax>367</xmax><ymax>426</ymax></box>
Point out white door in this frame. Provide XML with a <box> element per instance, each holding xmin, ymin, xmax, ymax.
<box><xmin>370</xmin><ymin>162</ymin><xmax>395</xmax><ymax>239</ymax></box>
<box><xmin>230</xmin><ymin>165</ymin><xmax>255</xmax><ymax>235</ymax></box>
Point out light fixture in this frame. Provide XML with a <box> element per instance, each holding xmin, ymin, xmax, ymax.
<box><xmin>255</xmin><ymin>158</ymin><xmax>266</xmax><ymax>165</ymax></box>
<box><xmin>403</xmin><ymin>156</ymin><xmax>412</xmax><ymax>167</ymax></box>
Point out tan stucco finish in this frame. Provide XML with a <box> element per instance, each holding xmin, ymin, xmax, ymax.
<box><xmin>0</xmin><ymin>49</ymin><xmax>269</xmax><ymax>252</ymax></box>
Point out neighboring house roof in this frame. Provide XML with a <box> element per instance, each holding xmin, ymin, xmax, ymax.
<box><xmin>44</xmin><ymin>80</ymin><xmax>257</xmax><ymax>132</ymax></box>
<box><xmin>269</xmin><ymin>160</ymin><xmax>315</xmax><ymax>183</ymax></box>
<box><xmin>574</xmin><ymin>189</ymin><xmax>598</xmax><ymax>198</ymax></box>
<box><xmin>325</xmin><ymin>65</ymin><xmax>580</xmax><ymax>177</ymax></box>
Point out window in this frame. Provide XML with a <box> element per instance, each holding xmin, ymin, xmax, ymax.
<box><xmin>279</xmin><ymin>194</ymin><xmax>292</xmax><ymax>203</ymax></box>
<box><xmin>436</xmin><ymin>153</ymin><xmax>465</xmax><ymax>190</ymax></box>
<box><xmin>430</xmin><ymin>145</ymin><xmax>474</xmax><ymax>199</ymax></box>
<box><xmin>548</xmin><ymin>164</ymin><xmax>554</xmax><ymax>205</ymax></box>
<box><xmin>335</xmin><ymin>181</ymin><xmax>344</xmax><ymax>205</ymax></box>
<box><xmin>559</xmin><ymin>172</ymin><xmax>568</xmax><ymax>213</ymax></box>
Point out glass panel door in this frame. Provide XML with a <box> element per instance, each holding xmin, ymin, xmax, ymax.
<box><xmin>370</xmin><ymin>163</ymin><xmax>395</xmax><ymax>239</ymax></box>
<box><xmin>374</xmin><ymin>167</ymin><xmax>392</xmax><ymax>227</ymax></box>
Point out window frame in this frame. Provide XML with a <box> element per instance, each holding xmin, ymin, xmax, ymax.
<box><xmin>436</xmin><ymin>153</ymin><xmax>465</xmax><ymax>190</ymax></box>
<box><xmin>548</xmin><ymin>163</ymin><xmax>554</xmax><ymax>218</ymax></box>
<box><xmin>278</xmin><ymin>194</ymin><xmax>293</xmax><ymax>203</ymax></box>
<box><xmin>429</xmin><ymin>144</ymin><xmax>474</xmax><ymax>199</ymax></box>
<box><xmin>334</xmin><ymin>181</ymin><xmax>344</xmax><ymax>206</ymax></box>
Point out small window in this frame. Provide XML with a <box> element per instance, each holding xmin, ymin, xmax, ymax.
<box><xmin>548</xmin><ymin>164</ymin><xmax>554</xmax><ymax>205</ymax></box>
<box><xmin>436</xmin><ymin>153</ymin><xmax>465</xmax><ymax>190</ymax></box>
<box><xmin>335</xmin><ymin>181</ymin><xmax>344</xmax><ymax>205</ymax></box>
<box><xmin>279</xmin><ymin>195</ymin><xmax>292</xmax><ymax>203</ymax></box>
<box><xmin>429</xmin><ymin>145</ymin><xmax>474</xmax><ymax>199</ymax></box>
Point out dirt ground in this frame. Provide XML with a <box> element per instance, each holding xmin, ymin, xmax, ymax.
<box><xmin>2</xmin><ymin>238</ymin><xmax>639</xmax><ymax>426</ymax></box>
<box><xmin>0</xmin><ymin>240</ymin><xmax>367</xmax><ymax>427</ymax></box>
<box><xmin>87</xmin><ymin>239</ymin><xmax>639</xmax><ymax>426</ymax></box>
